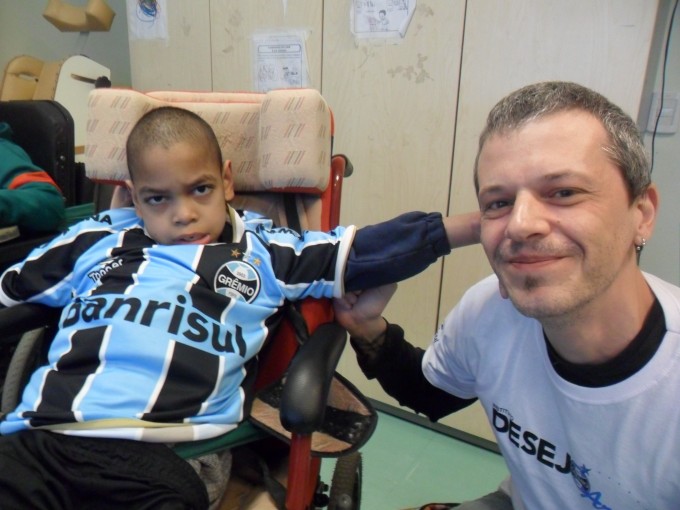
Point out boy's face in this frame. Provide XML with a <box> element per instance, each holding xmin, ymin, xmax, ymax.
<box><xmin>128</xmin><ymin>141</ymin><xmax>234</xmax><ymax>245</ymax></box>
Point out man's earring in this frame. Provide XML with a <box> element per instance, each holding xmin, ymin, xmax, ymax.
<box><xmin>635</xmin><ymin>237</ymin><xmax>646</xmax><ymax>264</ymax></box>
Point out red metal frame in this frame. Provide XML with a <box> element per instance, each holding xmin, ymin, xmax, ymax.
<box><xmin>286</xmin><ymin>434</ymin><xmax>316</xmax><ymax>510</ymax></box>
<box><xmin>252</xmin><ymin>156</ymin><xmax>346</xmax><ymax>509</ymax></box>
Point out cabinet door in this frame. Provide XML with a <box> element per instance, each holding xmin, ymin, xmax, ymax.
<box><xmin>321</xmin><ymin>0</ymin><xmax>468</xmax><ymax>409</ymax></box>
<box><xmin>439</xmin><ymin>0</ymin><xmax>660</xmax><ymax>443</ymax></box>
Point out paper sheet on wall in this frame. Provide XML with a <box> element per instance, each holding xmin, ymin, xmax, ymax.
<box><xmin>252</xmin><ymin>31</ymin><xmax>310</xmax><ymax>92</ymax></box>
<box><xmin>350</xmin><ymin>0</ymin><xmax>415</xmax><ymax>40</ymax></box>
<box><xmin>126</xmin><ymin>0</ymin><xmax>169</xmax><ymax>42</ymax></box>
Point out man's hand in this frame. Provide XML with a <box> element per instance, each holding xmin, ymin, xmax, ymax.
<box><xmin>334</xmin><ymin>283</ymin><xmax>397</xmax><ymax>341</ymax></box>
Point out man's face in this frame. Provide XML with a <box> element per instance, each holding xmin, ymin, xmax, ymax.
<box><xmin>476</xmin><ymin>110</ymin><xmax>653</xmax><ymax>321</ymax></box>
<box><xmin>129</xmin><ymin>141</ymin><xmax>234</xmax><ymax>245</ymax></box>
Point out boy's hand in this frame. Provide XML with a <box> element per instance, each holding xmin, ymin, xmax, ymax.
<box><xmin>334</xmin><ymin>283</ymin><xmax>397</xmax><ymax>341</ymax></box>
<box><xmin>444</xmin><ymin>211</ymin><xmax>481</xmax><ymax>248</ymax></box>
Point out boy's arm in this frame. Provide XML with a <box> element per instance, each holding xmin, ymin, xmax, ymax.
<box><xmin>0</xmin><ymin>210</ymin><xmax>131</xmax><ymax>307</ymax></box>
<box><xmin>343</xmin><ymin>210</ymin><xmax>480</xmax><ymax>293</ymax></box>
<box><xmin>334</xmin><ymin>284</ymin><xmax>476</xmax><ymax>421</ymax></box>
<box><xmin>443</xmin><ymin>211</ymin><xmax>481</xmax><ymax>249</ymax></box>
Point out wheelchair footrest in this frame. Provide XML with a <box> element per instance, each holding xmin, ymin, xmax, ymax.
<box><xmin>250</xmin><ymin>372</ymin><xmax>377</xmax><ymax>458</ymax></box>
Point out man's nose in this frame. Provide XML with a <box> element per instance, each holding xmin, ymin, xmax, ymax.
<box><xmin>505</xmin><ymin>192</ymin><xmax>550</xmax><ymax>241</ymax></box>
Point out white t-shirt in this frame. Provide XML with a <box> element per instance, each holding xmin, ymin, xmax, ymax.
<box><xmin>423</xmin><ymin>272</ymin><xmax>680</xmax><ymax>510</ymax></box>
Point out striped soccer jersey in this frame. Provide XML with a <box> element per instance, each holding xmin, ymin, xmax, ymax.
<box><xmin>0</xmin><ymin>206</ymin><xmax>356</xmax><ymax>442</ymax></box>
<box><xmin>0</xmin><ymin>206</ymin><xmax>450</xmax><ymax>442</ymax></box>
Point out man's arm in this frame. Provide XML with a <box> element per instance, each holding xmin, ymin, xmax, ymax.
<box><xmin>334</xmin><ymin>284</ymin><xmax>476</xmax><ymax>422</ymax></box>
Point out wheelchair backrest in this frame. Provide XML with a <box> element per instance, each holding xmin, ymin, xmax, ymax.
<box><xmin>85</xmin><ymin>87</ymin><xmax>342</xmax><ymax>233</ymax></box>
<box><xmin>84</xmin><ymin>87</ymin><xmax>347</xmax><ymax>391</ymax></box>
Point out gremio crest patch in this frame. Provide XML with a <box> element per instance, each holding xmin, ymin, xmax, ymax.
<box><xmin>214</xmin><ymin>261</ymin><xmax>261</xmax><ymax>303</ymax></box>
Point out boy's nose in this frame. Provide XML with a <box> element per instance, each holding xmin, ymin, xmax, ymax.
<box><xmin>173</xmin><ymin>199</ymin><xmax>198</xmax><ymax>225</ymax></box>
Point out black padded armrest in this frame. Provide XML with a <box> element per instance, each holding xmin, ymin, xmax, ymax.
<box><xmin>280</xmin><ymin>322</ymin><xmax>347</xmax><ymax>434</ymax></box>
<box><xmin>0</xmin><ymin>234</ymin><xmax>58</xmax><ymax>274</ymax></box>
<box><xmin>0</xmin><ymin>303</ymin><xmax>61</xmax><ymax>341</ymax></box>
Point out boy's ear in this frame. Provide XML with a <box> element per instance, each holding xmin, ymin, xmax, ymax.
<box><xmin>110</xmin><ymin>180</ymin><xmax>135</xmax><ymax>208</ymax></box>
<box><xmin>222</xmin><ymin>160</ymin><xmax>235</xmax><ymax>201</ymax></box>
<box><xmin>125</xmin><ymin>180</ymin><xmax>135</xmax><ymax>201</ymax></box>
<box><xmin>124</xmin><ymin>179</ymin><xmax>142</xmax><ymax>215</ymax></box>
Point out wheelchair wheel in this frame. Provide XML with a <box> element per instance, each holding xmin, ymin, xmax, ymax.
<box><xmin>328</xmin><ymin>451</ymin><xmax>362</xmax><ymax>510</ymax></box>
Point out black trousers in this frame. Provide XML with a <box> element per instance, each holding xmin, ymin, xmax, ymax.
<box><xmin>0</xmin><ymin>430</ymin><xmax>209</xmax><ymax>510</ymax></box>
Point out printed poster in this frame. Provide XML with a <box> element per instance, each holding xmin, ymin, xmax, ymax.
<box><xmin>351</xmin><ymin>0</ymin><xmax>415</xmax><ymax>39</ymax></box>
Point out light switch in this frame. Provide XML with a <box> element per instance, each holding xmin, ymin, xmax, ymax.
<box><xmin>647</xmin><ymin>92</ymin><xmax>680</xmax><ymax>134</ymax></box>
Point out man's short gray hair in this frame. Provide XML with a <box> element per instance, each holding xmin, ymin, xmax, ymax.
<box><xmin>473</xmin><ymin>81</ymin><xmax>651</xmax><ymax>201</ymax></box>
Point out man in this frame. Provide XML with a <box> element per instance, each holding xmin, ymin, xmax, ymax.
<box><xmin>334</xmin><ymin>81</ymin><xmax>677</xmax><ymax>509</ymax></box>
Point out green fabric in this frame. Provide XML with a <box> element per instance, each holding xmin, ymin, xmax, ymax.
<box><xmin>0</xmin><ymin>122</ymin><xmax>66</xmax><ymax>232</ymax></box>
<box><xmin>64</xmin><ymin>202</ymin><xmax>95</xmax><ymax>226</ymax></box>
<box><xmin>173</xmin><ymin>421</ymin><xmax>267</xmax><ymax>460</ymax></box>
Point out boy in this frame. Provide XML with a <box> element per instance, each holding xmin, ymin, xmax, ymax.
<box><xmin>0</xmin><ymin>106</ymin><xmax>479</xmax><ymax>509</ymax></box>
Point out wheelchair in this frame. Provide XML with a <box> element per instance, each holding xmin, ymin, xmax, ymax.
<box><xmin>0</xmin><ymin>87</ymin><xmax>375</xmax><ymax>510</ymax></box>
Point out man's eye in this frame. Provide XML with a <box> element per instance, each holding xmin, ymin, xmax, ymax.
<box><xmin>480</xmin><ymin>200</ymin><xmax>511</xmax><ymax>218</ymax></box>
<box><xmin>553</xmin><ymin>189</ymin><xmax>575</xmax><ymax>198</ymax></box>
<box><xmin>485</xmin><ymin>200</ymin><xmax>510</xmax><ymax>211</ymax></box>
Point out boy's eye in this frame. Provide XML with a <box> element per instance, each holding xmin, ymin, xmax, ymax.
<box><xmin>194</xmin><ymin>184</ymin><xmax>212</xmax><ymax>196</ymax></box>
<box><xmin>145</xmin><ymin>195</ymin><xmax>166</xmax><ymax>206</ymax></box>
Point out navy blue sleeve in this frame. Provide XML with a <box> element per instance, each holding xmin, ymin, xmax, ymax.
<box><xmin>344</xmin><ymin>211</ymin><xmax>451</xmax><ymax>292</ymax></box>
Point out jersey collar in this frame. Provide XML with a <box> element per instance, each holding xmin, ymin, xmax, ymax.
<box><xmin>227</xmin><ymin>204</ymin><xmax>246</xmax><ymax>243</ymax></box>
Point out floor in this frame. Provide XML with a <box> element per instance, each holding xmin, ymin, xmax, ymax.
<box><xmin>319</xmin><ymin>410</ymin><xmax>509</xmax><ymax>510</ymax></box>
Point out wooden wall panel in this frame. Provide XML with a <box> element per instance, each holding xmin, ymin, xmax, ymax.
<box><xmin>321</xmin><ymin>1</ymin><xmax>467</xmax><ymax>409</ymax></box>
<box><xmin>129</xmin><ymin>0</ymin><xmax>322</xmax><ymax>92</ymax></box>
<box><xmin>210</xmin><ymin>0</ymin><xmax>323</xmax><ymax>91</ymax></box>
<box><xmin>438</xmin><ymin>0</ymin><xmax>660</xmax><ymax>441</ymax></box>
<box><xmin>129</xmin><ymin>0</ymin><xmax>212</xmax><ymax>91</ymax></box>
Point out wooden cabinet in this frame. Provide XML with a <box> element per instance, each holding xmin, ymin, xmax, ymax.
<box><xmin>128</xmin><ymin>0</ymin><xmax>662</xmax><ymax>444</ymax></box>
<box><xmin>129</xmin><ymin>0</ymin><xmax>323</xmax><ymax>91</ymax></box>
